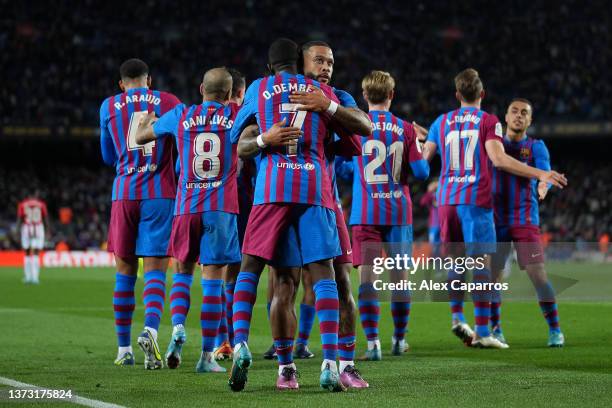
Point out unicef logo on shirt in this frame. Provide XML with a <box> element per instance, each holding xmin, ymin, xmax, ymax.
<box><xmin>393</xmin><ymin>190</ymin><xmax>404</xmax><ymax>199</ymax></box>
<box><xmin>304</xmin><ymin>163</ymin><xmax>315</xmax><ymax>171</ymax></box>
<box><xmin>149</xmin><ymin>163</ymin><xmax>157</xmax><ymax>172</ymax></box>
<box><xmin>468</xmin><ymin>175</ymin><xmax>476</xmax><ymax>183</ymax></box>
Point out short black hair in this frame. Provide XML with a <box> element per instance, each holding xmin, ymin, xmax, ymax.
<box><xmin>301</xmin><ymin>40</ymin><xmax>331</xmax><ymax>54</ymax></box>
<box><xmin>510</xmin><ymin>97</ymin><xmax>533</xmax><ymax>109</ymax></box>
<box><xmin>227</xmin><ymin>68</ymin><xmax>246</xmax><ymax>97</ymax></box>
<box><xmin>119</xmin><ymin>58</ymin><xmax>149</xmax><ymax>79</ymax></box>
<box><xmin>268</xmin><ymin>38</ymin><xmax>299</xmax><ymax>67</ymax></box>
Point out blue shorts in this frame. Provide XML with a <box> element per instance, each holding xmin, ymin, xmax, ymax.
<box><xmin>169</xmin><ymin>211</ymin><xmax>241</xmax><ymax>265</ymax></box>
<box><xmin>439</xmin><ymin>204</ymin><xmax>496</xmax><ymax>255</ymax></box>
<box><xmin>243</xmin><ymin>203</ymin><xmax>341</xmax><ymax>266</ymax></box>
<box><xmin>428</xmin><ymin>226</ymin><xmax>441</xmax><ymax>244</ymax></box>
<box><xmin>270</xmin><ymin>224</ymin><xmax>303</xmax><ymax>268</ymax></box>
<box><xmin>108</xmin><ymin>198</ymin><xmax>174</xmax><ymax>258</ymax></box>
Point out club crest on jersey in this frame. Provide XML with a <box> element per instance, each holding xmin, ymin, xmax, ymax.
<box><xmin>520</xmin><ymin>147</ymin><xmax>531</xmax><ymax>160</ymax></box>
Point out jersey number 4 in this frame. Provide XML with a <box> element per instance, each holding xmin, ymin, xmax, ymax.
<box><xmin>127</xmin><ymin>111</ymin><xmax>156</xmax><ymax>156</ymax></box>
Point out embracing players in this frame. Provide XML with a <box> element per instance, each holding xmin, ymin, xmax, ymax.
<box><xmin>337</xmin><ymin>70</ymin><xmax>429</xmax><ymax>359</ymax></box>
<box><xmin>420</xmin><ymin>68</ymin><xmax>566</xmax><ymax>348</ymax></box>
<box><xmin>229</xmin><ymin>38</ymin><xmax>364</xmax><ymax>392</ymax></box>
<box><xmin>100</xmin><ymin>58</ymin><xmax>180</xmax><ymax>368</ymax></box>
<box><xmin>260</xmin><ymin>40</ymin><xmax>371</xmax><ymax>388</ymax></box>
<box><xmin>135</xmin><ymin>68</ymin><xmax>241</xmax><ymax>372</ymax></box>
<box><xmin>490</xmin><ymin>98</ymin><xmax>565</xmax><ymax>347</ymax></box>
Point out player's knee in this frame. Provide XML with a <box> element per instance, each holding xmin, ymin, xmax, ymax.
<box><xmin>274</xmin><ymin>274</ymin><xmax>297</xmax><ymax>305</ymax></box>
<box><xmin>226</xmin><ymin>263</ymin><xmax>240</xmax><ymax>283</ymax></box>
<box><xmin>526</xmin><ymin>262</ymin><xmax>547</xmax><ymax>285</ymax></box>
<box><xmin>143</xmin><ymin>256</ymin><xmax>169</xmax><ymax>273</ymax></box>
<box><xmin>241</xmin><ymin>254</ymin><xmax>264</xmax><ymax>274</ymax></box>
<box><xmin>115</xmin><ymin>256</ymin><xmax>138</xmax><ymax>276</ymax></box>
<box><xmin>302</xmin><ymin>281</ymin><xmax>315</xmax><ymax>305</ymax></box>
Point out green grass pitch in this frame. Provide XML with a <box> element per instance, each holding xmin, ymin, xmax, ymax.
<box><xmin>1</xmin><ymin>263</ymin><xmax>611</xmax><ymax>407</ymax></box>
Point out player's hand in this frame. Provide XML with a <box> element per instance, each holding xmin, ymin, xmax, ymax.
<box><xmin>138</xmin><ymin>111</ymin><xmax>157</xmax><ymax>129</ymax></box>
<box><xmin>537</xmin><ymin>181</ymin><xmax>549</xmax><ymax>200</ymax></box>
<box><xmin>289</xmin><ymin>89</ymin><xmax>331</xmax><ymax>112</ymax></box>
<box><xmin>539</xmin><ymin>170</ymin><xmax>567</xmax><ymax>189</ymax></box>
<box><xmin>412</xmin><ymin>121</ymin><xmax>428</xmax><ymax>142</ymax></box>
<box><xmin>427</xmin><ymin>180</ymin><xmax>438</xmax><ymax>193</ymax></box>
<box><xmin>262</xmin><ymin>118</ymin><xmax>302</xmax><ymax>146</ymax></box>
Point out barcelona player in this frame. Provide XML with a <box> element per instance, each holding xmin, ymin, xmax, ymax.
<box><xmin>490</xmin><ymin>98</ymin><xmax>565</xmax><ymax>347</ymax></box>
<box><xmin>420</xmin><ymin>68</ymin><xmax>566</xmax><ymax>348</ymax></box>
<box><xmin>135</xmin><ymin>67</ymin><xmax>241</xmax><ymax>372</ymax></box>
<box><xmin>213</xmin><ymin>68</ymin><xmax>247</xmax><ymax>361</ymax></box>
<box><xmin>337</xmin><ymin>71</ymin><xmax>429</xmax><ymax>360</ymax></box>
<box><xmin>229</xmin><ymin>38</ymin><xmax>358</xmax><ymax>392</ymax></box>
<box><xmin>100</xmin><ymin>58</ymin><xmax>180</xmax><ymax>368</ymax></box>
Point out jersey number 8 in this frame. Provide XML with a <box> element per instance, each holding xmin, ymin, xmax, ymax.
<box><xmin>193</xmin><ymin>132</ymin><xmax>221</xmax><ymax>180</ymax></box>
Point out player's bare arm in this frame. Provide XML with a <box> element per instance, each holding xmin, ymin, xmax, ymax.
<box><xmin>289</xmin><ymin>89</ymin><xmax>372</xmax><ymax>135</ymax></box>
<box><xmin>485</xmin><ymin>139</ymin><xmax>567</xmax><ymax>188</ymax></box>
<box><xmin>237</xmin><ymin>119</ymin><xmax>302</xmax><ymax>159</ymax></box>
<box><xmin>422</xmin><ymin>141</ymin><xmax>438</xmax><ymax>162</ymax></box>
<box><xmin>237</xmin><ymin>124</ymin><xmax>262</xmax><ymax>159</ymax></box>
<box><xmin>134</xmin><ymin>111</ymin><xmax>157</xmax><ymax>144</ymax></box>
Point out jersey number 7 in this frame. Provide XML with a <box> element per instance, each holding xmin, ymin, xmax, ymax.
<box><xmin>280</xmin><ymin>103</ymin><xmax>306</xmax><ymax>157</ymax></box>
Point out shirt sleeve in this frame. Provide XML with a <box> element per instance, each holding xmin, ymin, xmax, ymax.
<box><xmin>482</xmin><ymin>113</ymin><xmax>504</xmax><ymax>143</ymax></box>
<box><xmin>403</xmin><ymin>123</ymin><xmax>429</xmax><ymax>181</ymax></box>
<box><xmin>231</xmin><ymin>80</ymin><xmax>259</xmax><ymax>143</ymax></box>
<box><xmin>160</xmin><ymin>92</ymin><xmax>182</xmax><ymax>114</ymax></box>
<box><xmin>99</xmin><ymin>99</ymin><xmax>117</xmax><ymax>166</ymax></box>
<box><xmin>333</xmin><ymin>88</ymin><xmax>358</xmax><ymax>109</ymax></box>
<box><xmin>426</xmin><ymin>115</ymin><xmax>441</xmax><ymax>154</ymax></box>
<box><xmin>533</xmin><ymin>139</ymin><xmax>552</xmax><ymax>189</ymax></box>
<box><xmin>153</xmin><ymin>104</ymin><xmax>184</xmax><ymax>139</ymax></box>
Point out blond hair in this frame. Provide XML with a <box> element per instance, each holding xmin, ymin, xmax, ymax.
<box><xmin>454</xmin><ymin>68</ymin><xmax>483</xmax><ymax>103</ymax></box>
<box><xmin>362</xmin><ymin>70</ymin><xmax>395</xmax><ymax>104</ymax></box>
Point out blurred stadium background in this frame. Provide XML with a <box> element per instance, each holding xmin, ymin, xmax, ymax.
<box><xmin>1</xmin><ymin>0</ymin><xmax>610</xmax><ymax>259</ymax></box>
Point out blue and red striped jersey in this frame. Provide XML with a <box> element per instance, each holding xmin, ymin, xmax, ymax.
<box><xmin>326</xmin><ymin>88</ymin><xmax>361</xmax><ymax>205</ymax></box>
<box><xmin>347</xmin><ymin>110</ymin><xmax>429</xmax><ymax>226</ymax></box>
<box><xmin>492</xmin><ymin>136</ymin><xmax>550</xmax><ymax>226</ymax></box>
<box><xmin>426</xmin><ymin>107</ymin><xmax>503</xmax><ymax>208</ymax></box>
<box><xmin>152</xmin><ymin>101</ymin><xmax>239</xmax><ymax>215</ymax></box>
<box><xmin>100</xmin><ymin>88</ymin><xmax>180</xmax><ymax>201</ymax></box>
<box><xmin>231</xmin><ymin>72</ymin><xmax>341</xmax><ymax>210</ymax></box>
